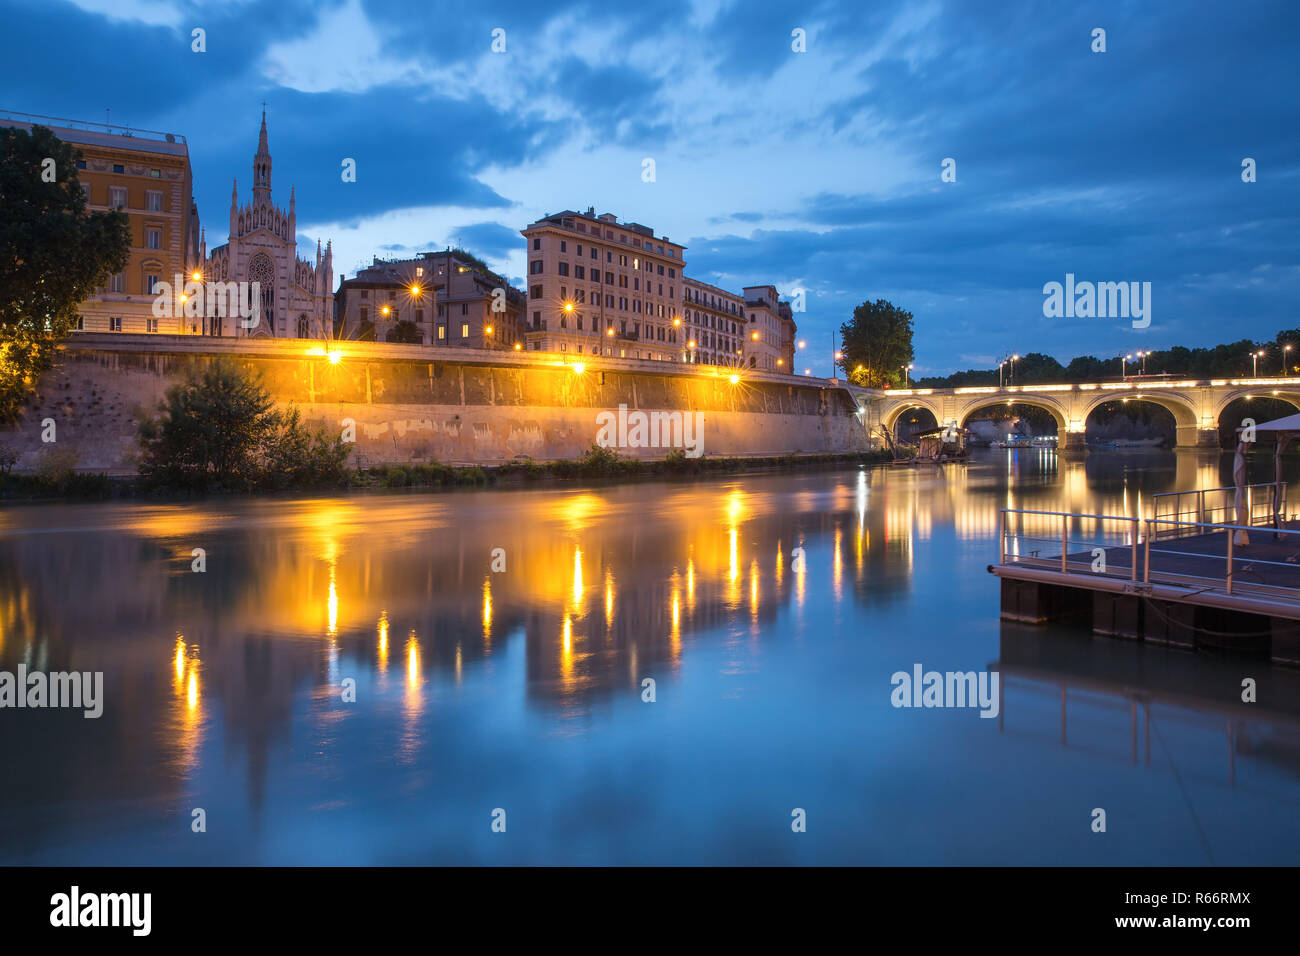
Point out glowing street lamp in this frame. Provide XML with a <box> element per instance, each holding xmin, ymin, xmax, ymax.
<box><xmin>1284</xmin><ymin>344</ymin><xmax>1293</xmax><ymax>375</ymax></box>
<box><xmin>902</xmin><ymin>362</ymin><xmax>914</xmax><ymax>387</ymax></box>
<box><xmin>1253</xmin><ymin>349</ymin><xmax>1264</xmax><ymax>376</ymax></box>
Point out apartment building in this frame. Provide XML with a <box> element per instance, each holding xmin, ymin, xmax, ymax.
<box><xmin>741</xmin><ymin>285</ymin><xmax>799</xmax><ymax>372</ymax></box>
<box><xmin>520</xmin><ymin>209</ymin><xmax>687</xmax><ymax>361</ymax></box>
<box><xmin>682</xmin><ymin>278</ymin><xmax>744</xmax><ymax>367</ymax></box>
<box><xmin>336</xmin><ymin>250</ymin><xmax>525</xmax><ymax>349</ymax></box>
<box><xmin>0</xmin><ymin>110</ymin><xmax>202</xmax><ymax>334</ymax></box>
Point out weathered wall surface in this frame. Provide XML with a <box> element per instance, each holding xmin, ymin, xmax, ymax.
<box><xmin>2</xmin><ymin>338</ymin><xmax>869</xmax><ymax>472</ymax></box>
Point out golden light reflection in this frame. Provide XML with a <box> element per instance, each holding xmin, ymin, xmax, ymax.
<box><xmin>833</xmin><ymin>525</ymin><xmax>843</xmax><ymax>602</ymax></box>
<box><xmin>749</xmin><ymin>559</ymin><xmax>760</xmax><ymax>620</ymax></box>
<box><xmin>775</xmin><ymin>545</ymin><xmax>784</xmax><ymax>587</ymax></box>
<box><xmin>482</xmin><ymin>577</ymin><xmax>493</xmax><ymax>637</ymax></box>
<box><xmin>377</xmin><ymin>611</ymin><xmax>389</xmax><ymax>674</ymax></box>
<box><xmin>406</xmin><ymin>631</ymin><xmax>421</xmax><ymax>688</ymax></box>
<box><xmin>572</xmin><ymin>548</ymin><xmax>584</xmax><ymax>606</ymax></box>
<box><xmin>604</xmin><ymin>569</ymin><xmax>615</xmax><ymax>625</ymax></box>
<box><xmin>168</xmin><ymin>636</ymin><xmax>203</xmax><ymax>777</ymax></box>
<box><xmin>728</xmin><ymin>528</ymin><xmax>738</xmax><ymax>583</ymax></box>
<box><xmin>561</xmin><ymin>615</ymin><xmax>574</xmax><ymax>683</ymax></box>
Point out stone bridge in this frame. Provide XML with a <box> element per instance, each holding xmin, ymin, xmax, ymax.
<box><xmin>842</xmin><ymin>377</ymin><xmax>1300</xmax><ymax>452</ymax></box>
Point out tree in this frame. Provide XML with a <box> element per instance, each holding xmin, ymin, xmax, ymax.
<box><xmin>137</xmin><ymin>359</ymin><xmax>349</xmax><ymax>490</ymax></box>
<box><xmin>384</xmin><ymin>319</ymin><xmax>422</xmax><ymax>343</ymax></box>
<box><xmin>0</xmin><ymin>125</ymin><xmax>131</xmax><ymax>421</ymax></box>
<box><xmin>838</xmin><ymin>299</ymin><xmax>914</xmax><ymax>388</ymax></box>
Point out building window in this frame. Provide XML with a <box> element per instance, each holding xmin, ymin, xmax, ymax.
<box><xmin>415</xmin><ymin>309</ymin><xmax>424</xmax><ymax>323</ymax></box>
<box><xmin>145</xmin><ymin>274</ymin><xmax>159</xmax><ymax>294</ymax></box>
<box><xmin>438</xmin><ymin>325</ymin><xmax>446</xmax><ymax>340</ymax></box>
<box><xmin>532</xmin><ymin>237</ymin><xmax>541</xmax><ymax>250</ymax></box>
<box><xmin>530</xmin><ymin>285</ymin><xmax>542</xmax><ymax>299</ymax></box>
<box><xmin>461</xmin><ymin>303</ymin><xmax>468</xmax><ymax>315</ymax></box>
<box><xmin>416</xmin><ymin>266</ymin><xmax>424</xmax><ymax>277</ymax></box>
<box><xmin>109</xmin><ymin>316</ymin><xmax>122</xmax><ymax>332</ymax></box>
<box><xmin>112</xmin><ymin>164</ymin><xmax>124</xmax><ymax>174</ymax></box>
<box><xmin>461</xmin><ymin>323</ymin><xmax>469</xmax><ymax>338</ymax></box>
<box><xmin>146</xmin><ymin>318</ymin><xmax>158</xmax><ymax>333</ymax></box>
<box><xmin>109</xmin><ymin>186</ymin><xmax>126</xmax><ymax>209</ymax></box>
<box><xmin>560</xmin><ymin>241</ymin><xmax>567</xmax><ymax>252</ymax></box>
<box><xmin>530</xmin><ymin>260</ymin><xmax>543</xmax><ymax>274</ymax></box>
<box><xmin>150</xmin><ymin>168</ymin><xmax>160</xmax><ymax>178</ymax></box>
<box><xmin>360</xmin><ymin>307</ymin><xmax>368</xmax><ymax>325</ymax></box>
<box><xmin>76</xmin><ymin>160</ymin><xmax>86</xmax><ymax>170</ymax></box>
<box><xmin>146</xmin><ymin>191</ymin><xmax>163</xmax><ymax>211</ymax></box>
<box><xmin>147</xmin><ymin>228</ymin><xmax>161</xmax><ymax>249</ymax></box>
<box><xmin>558</xmin><ymin>262</ymin><xmax>568</xmax><ymax>276</ymax></box>
<box><xmin>360</xmin><ymin>290</ymin><xmax>369</xmax><ymax>299</ymax></box>
<box><xmin>72</xmin><ymin>315</ymin><xmax>84</xmax><ymax>330</ymax></box>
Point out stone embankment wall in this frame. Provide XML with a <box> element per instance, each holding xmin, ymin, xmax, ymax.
<box><xmin>1</xmin><ymin>336</ymin><xmax>870</xmax><ymax>473</ymax></box>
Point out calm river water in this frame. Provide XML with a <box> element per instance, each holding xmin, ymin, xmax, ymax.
<box><xmin>1</xmin><ymin>449</ymin><xmax>1298</xmax><ymax>865</ymax></box>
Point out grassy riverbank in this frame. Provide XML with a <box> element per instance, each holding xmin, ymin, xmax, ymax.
<box><xmin>0</xmin><ymin>448</ymin><xmax>894</xmax><ymax>501</ymax></box>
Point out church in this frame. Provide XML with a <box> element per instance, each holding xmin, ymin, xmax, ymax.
<box><xmin>200</xmin><ymin>111</ymin><xmax>333</xmax><ymax>338</ymax></box>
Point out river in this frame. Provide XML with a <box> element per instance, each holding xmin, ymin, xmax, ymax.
<box><xmin>1</xmin><ymin>448</ymin><xmax>1297</xmax><ymax>864</ymax></box>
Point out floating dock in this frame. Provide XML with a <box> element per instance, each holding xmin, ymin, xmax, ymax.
<box><xmin>989</xmin><ymin>484</ymin><xmax>1300</xmax><ymax>665</ymax></box>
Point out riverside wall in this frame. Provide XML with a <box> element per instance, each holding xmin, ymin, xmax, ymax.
<box><xmin>2</xmin><ymin>335</ymin><xmax>870</xmax><ymax>473</ymax></box>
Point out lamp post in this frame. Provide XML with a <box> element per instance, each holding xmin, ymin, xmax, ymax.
<box><xmin>902</xmin><ymin>362</ymin><xmax>914</xmax><ymax>387</ymax></box>
<box><xmin>1121</xmin><ymin>353</ymin><xmax>1132</xmax><ymax>379</ymax></box>
<box><xmin>998</xmin><ymin>353</ymin><xmax>1019</xmax><ymax>388</ymax></box>
<box><xmin>1283</xmin><ymin>344</ymin><xmax>1292</xmax><ymax>376</ymax></box>
<box><xmin>1253</xmin><ymin>349</ymin><xmax>1263</xmax><ymax>376</ymax></box>
<box><xmin>1136</xmin><ymin>349</ymin><xmax>1148</xmax><ymax>376</ymax></box>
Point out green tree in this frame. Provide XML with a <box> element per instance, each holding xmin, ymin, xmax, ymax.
<box><xmin>137</xmin><ymin>359</ymin><xmax>350</xmax><ymax>490</ymax></box>
<box><xmin>838</xmin><ymin>299</ymin><xmax>914</xmax><ymax>388</ymax></box>
<box><xmin>0</xmin><ymin>125</ymin><xmax>131</xmax><ymax>421</ymax></box>
<box><xmin>384</xmin><ymin>319</ymin><xmax>422</xmax><ymax>343</ymax></box>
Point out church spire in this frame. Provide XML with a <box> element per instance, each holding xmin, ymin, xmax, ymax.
<box><xmin>253</xmin><ymin>108</ymin><xmax>272</xmax><ymax>203</ymax></box>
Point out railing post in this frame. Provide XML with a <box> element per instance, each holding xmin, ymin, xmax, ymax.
<box><xmin>1144</xmin><ymin>520</ymin><xmax>1151</xmax><ymax>583</ymax></box>
<box><xmin>1226</xmin><ymin>529</ymin><xmax>1234</xmax><ymax>595</ymax></box>
<box><xmin>1198</xmin><ymin>489</ymin><xmax>1205</xmax><ymax>527</ymax></box>
<box><xmin>999</xmin><ymin>509</ymin><xmax>1006</xmax><ymax>565</ymax></box>
<box><xmin>1131</xmin><ymin>517</ymin><xmax>1139</xmax><ymax>581</ymax></box>
<box><xmin>1062</xmin><ymin>514</ymin><xmax>1069</xmax><ymax>574</ymax></box>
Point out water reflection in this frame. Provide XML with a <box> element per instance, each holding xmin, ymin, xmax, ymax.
<box><xmin>0</xmin><ymin>447</ymin><xmax>1297</xmax><ymax>864</ymax></box>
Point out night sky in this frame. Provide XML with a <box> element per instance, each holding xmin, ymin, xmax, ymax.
<box><xmin>3</xmin><ymin>0</ymin><xmax>1296</xmax><ymax>374</ymax></box>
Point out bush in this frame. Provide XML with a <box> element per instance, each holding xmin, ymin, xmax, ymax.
<box><xmin>138</xmin><ymin>359</ymin><xmax>351</xmax><ymax>492</ymax></box>
<box><xmin>35</xmin><ymin>445</ymin><xmax>79</xmax><ymax>485</ymax></box>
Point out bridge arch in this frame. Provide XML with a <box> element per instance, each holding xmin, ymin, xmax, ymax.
<box><xmin>1081</xmin><ymin>390</ymin><xmax>1199</xmax><ymax>430</ymax></box>
<box><xmin>1213</xmin><ymin>389</ymin><xmax>1300</xmax><ymax>426</ymax></box>
<box><xmin>959</xmin><ymin>396</ymin><xmax>1068</xmax><ymax>433</ymax></box>
<box><xmin>881</xmin><ymin>399</ymin><xmax>944</xmax><ymax>434</ymax></box>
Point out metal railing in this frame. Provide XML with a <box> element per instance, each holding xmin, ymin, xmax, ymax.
<box><xmin>1150</xmin><ymin>483</ymin><xmax>1282</xmax><ymax>538</ymax></box>
<box><xmin>999</xmin><ymin>507</ymin><xmax>1300</xmax><ymax>602</ymax></box>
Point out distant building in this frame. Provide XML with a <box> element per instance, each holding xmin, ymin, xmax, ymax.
<box><xmin>682</xmin><ymin>278</ymin><xmax>744</xmax><ymax>368</ymax></box>
<box><xmin>520</xmin><ymin>208</ymin><xmax>795</xmax><ymax>371</ymax></box>
<box><xmin>520</xmin><ymin>209</ymin><xmax>687</xmax><ymax>361</ymax></box>
<box><xmin>742</xmin><ymin>285</ymin><xmax>796</xmax><ymax>373</ymax></box>
<box><xmin>201</xmin><ymin>111</ymin><xmax>333</xmax><ymax>339</ymax></box>
<box><xmin>0</xmin><ymin>110</ymin><xmax>202</xmax><ymax>334</ymax></box>
<box><xmin>336</xmin><ymin>250</ymin><xmax>524</xmax><ymax>349</ymax></box>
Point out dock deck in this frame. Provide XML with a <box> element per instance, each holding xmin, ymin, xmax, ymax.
<box><xmin>991</xmin><ymin>490</ymin><xmax>1300</xmax><ymax>663</ymax></box>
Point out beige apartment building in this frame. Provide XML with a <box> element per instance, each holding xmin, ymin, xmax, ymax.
<box><xmin>521</xmin><ymin>208</ymin><xmax>796</xmax><ymax>372</ymax></box>
<box><xmin>742</xmin><ymin>285</ymin><xmax>798</xmax><ymax>372</ymax></box>
<box><xmin>682</xmin><ymin>278</ymin><xmax>745</xmax><ymax>367</ymax></box>
<box><xmin>0</xmin><ymin>111</ymin><xmax>202</xmax><ymax>334</ymax></box>
<box><xmin>521</xmin><ymin>209</ymin><xmax>688</xmax><ymax>361</ymax></box>
<box><xmin>336</xmin><ymin>250</ymin><xmax>525</xmax><ymax>349</ymax></box>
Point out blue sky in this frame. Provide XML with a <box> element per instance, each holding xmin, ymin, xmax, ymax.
<box><xmin>3</xmin><ymin>0</ymin><xmax>1297</xmax><ymax>375</ymax></box>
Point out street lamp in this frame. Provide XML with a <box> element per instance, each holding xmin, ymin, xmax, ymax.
<box><xmin>1121</xmin><ymin>353</ymin><xmax>1133</xmax><ymax>378</ymax></box>
<box><xmin>1283</xmin><ymin>344</ymin><xmax>1292</xmax><ymax>375</ymax></box>
<box><xmin>1253</xmin><ymin>349</ymin><xmax>1264</xmax><ymax>376</ymax></box>
<box><xmin>1135</xmin><ymin>349</ymin><xmax>1149</xmax><ymax>375</ymax></box>
<box><xmin>902</xmin><ymin>362</ymin><xmax>914</xmax><ymax>387</ymax></box>
<box><xmin>1000</xmin><ymin>353</ymin><xmax>1020</xmax><ymax>387</ymax></box>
